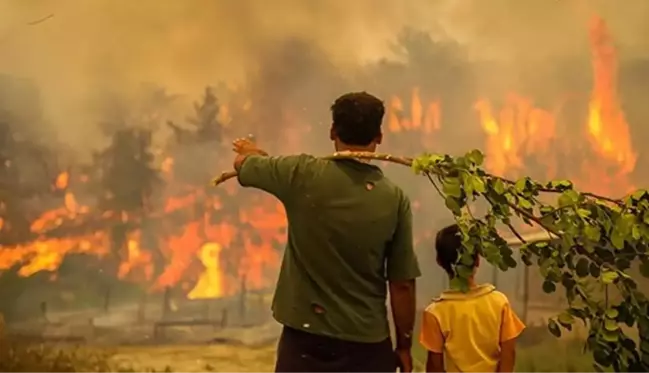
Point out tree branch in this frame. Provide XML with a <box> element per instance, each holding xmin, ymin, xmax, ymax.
<box><xmin>211</xmin><ymin>151</ymin><xmax>413</xmax><ymax>186</ymax></box>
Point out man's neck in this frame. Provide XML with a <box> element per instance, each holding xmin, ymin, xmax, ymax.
<box><xmin>335</xmin><ymin>144</ymin><xmax>376</xmax><ymax>153</ymax></box>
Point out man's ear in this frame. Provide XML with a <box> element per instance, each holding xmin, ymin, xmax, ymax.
<box><xmin>329</xmin><ymin>125</ymin><xmax>336</xmax><ymax>141</ymax></box>
<box><xmin>475</xmin><ymin>256</ymin><xmax>480</xmax><ymax>267</ymax></box>
<box><xmin>375</xmin><ymin>132</ymin><xmax>383</xmax><ymax>145</ymax></box>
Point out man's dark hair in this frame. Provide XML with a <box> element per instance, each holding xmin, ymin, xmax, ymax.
<box><xmin>331</xmin><ymin>92</ymin><xmax>384</xmax><ymax>146</ymax></box>
<box><xmin>435</xmin><ymin>224</ymin><xmax>478</xmax><ymax>276</ymax></box>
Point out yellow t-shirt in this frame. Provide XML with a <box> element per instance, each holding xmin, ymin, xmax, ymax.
<box><xmin>419</xmin><ymin>283</ymin><xmax>525</xmax><ymax>372</ymax></box>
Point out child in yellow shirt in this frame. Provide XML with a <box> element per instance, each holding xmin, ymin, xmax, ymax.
<box><xmin>419</xmin><ymin>224</ymin><xmax>526</xmax><ymax>372</ymax></box>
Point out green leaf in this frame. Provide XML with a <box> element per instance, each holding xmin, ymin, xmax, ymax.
<box><xmin>445</xmin><ymin>196</ymin><xmax>461</xmax><ymax>215</ymax></box>
<box><xmin>518</xmin><ymin>197</ymin><xmax>533</xmax><ymax>209</ymax></box>
<box><xmin>602</xmin><ymin>329</ymin><xmax>619</xmax><ymax>343</ymax></box>
<box><xmin>610</xmin><ymin>230</ymin><xmax>625</xmax><ymax>250</ymax></box>
<box><xmin>466</xmin><ymin>149</ymin><xmax>484</xmax><ymax>166</ymax></box>
<box><xmin>470</xmin><ymin>175</ymin><xmax>486</xmax><ymax>194</ymax></box>
<box><xmin>575</xmin><ymin>258</ymin><xmax>589</xmax><ymax>278</ymax></box>
<box><xmin>515</xmin><ymin>178</ymin><xmax>527</xmax><ymax>193</ymax></box>
<box><xmin>548</xmin><ymin>319</ymin><xmax>561</xmax><ymax>337</ymax></box>
<box><xmin>589</xmin><ymin>262</ymin><xmax>601</xmax><ymax>278</ymax></box>
<box><xmin>492</xmin><ymin>179</ymin><xmax>506</xmax><ymax>195</ymax></box>
<box><xmin>503</xmin><ymin>255</ymin><xmax>517</xmax><ymax>269</ymax></box>
<box><xmin>542</xmin><ymin>280</ymin><xmax>556</xmax><ymax>293</ymax></box>
<box><xmin>631</xmin><ymin>189</ymin><xmax>648</xmax><ymax>201</ymax></box>
<box><xmin>639</xmin><ymin>260</ymin><xmax>649</xmax><ymax>278</ymax></box>
<box><xmin>593</xmin><ymin>347</ymin><xmax>613</xmax><ymax>367</ymax></box>
<box><xmin>600</xmin><ymin>270</ymin><xmax>619</xmax><ymax>284</ymax></box>
<box><xmin>548</xmin><ymin>179</ymin><xmax>573</xmax><ymax>191</ymax></box>
<box><xmin>460</xmin><ymin>253</ymin><xmax>475</xmax><ymax>266</ymax></box>
<box><xmin>558</xmin><ymin>190</ymin><xmax>579</xmax><ymax>207</ymax></box>
<box><xmin>557</xmin><ymin>311</ymin><xmax>574</xmax><ymax>326</ymax></box>
<box><xmin>449</xmin><ymin>277</ymin><xmax>468</xmax><ymax>292</ymax></box>
<box><xmin>456</xmin><ymin>265</ymin><xmax>473</xmax><ymax>279</ymax></box>
<box><xmin>605</xmin><ymin>308</ymin><xmax>619</xmax><ymax>319</ymax></box>
<box><xmin>584</xmin><ymin>225</ymin><xmax>601</xmax><ymax>243</ymax></box>
<box><xmin>604</xmin><ymin>318</ymin><xmax>619</xmax><ymax>331</ymax></box>
<box><xmin>442</xmin><ymin>179</ymin><xmax>462</xmax><ymax>198</ymax></box>
<box><xmin>614</xmin><ymin>258</ymin><xmax>631</xmax><ymax>271</ymax></box>
<box><xmin>577</xmin><ymin>208</ymin><xmax>591</xmax><ymax>217</ymax></box>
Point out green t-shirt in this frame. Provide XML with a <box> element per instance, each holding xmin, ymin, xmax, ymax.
<box><xmin>238</xmin><ymin>154</ymin><xmax>421</xmax><ymax>343</ymax></box>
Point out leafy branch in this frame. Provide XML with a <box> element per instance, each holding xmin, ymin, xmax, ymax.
<box><xmin>211</xmin><ymin>149</ymin><xmax>649</xmax><ymax>371</ymax></box>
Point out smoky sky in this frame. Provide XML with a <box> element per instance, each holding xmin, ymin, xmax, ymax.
<box><xmin>0</xmin><ymin>0</ymin><xmax>648</xmax><ymax>151</ymax></box>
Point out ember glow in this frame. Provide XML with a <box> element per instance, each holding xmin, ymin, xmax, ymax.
<box><xmin>0</xmin><ymin>16</ymin><xmax>639</xmax><ymax>299</ymax></box>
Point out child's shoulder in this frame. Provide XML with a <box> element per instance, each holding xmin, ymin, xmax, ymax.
<box><xmin>425</xmin><ymin>284</ymin><xmax>512</xmax><ymax>309</ymax></box>
<box><xmin>489</xmin><ymin>289</ymin><xmax>513</xmax><ymax>307</ymax></box>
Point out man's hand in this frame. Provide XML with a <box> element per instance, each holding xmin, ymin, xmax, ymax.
<box><xmin>232</xmin><ymin>136</ymin><xmax>268</xmax><ymax>171</ymax></box>
<box><xmin>232</xmin><ymin>136</ymin><xmax>267</xmax><ymax>156</ymax></box>
<box><xmin>395</xmin><ymin>347</ymin><xmax>413</xmax><ymax>372</ymax></box>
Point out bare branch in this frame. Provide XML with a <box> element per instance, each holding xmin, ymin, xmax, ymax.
<box><xmin>27</xmin><ymin>14</ymin><xmax>54</xmax><ymax>26</ymax></box>
<box><xmin>211</xmin><ymin>151</ymin><xmax>413</xmax><ymax>186</ymax></box>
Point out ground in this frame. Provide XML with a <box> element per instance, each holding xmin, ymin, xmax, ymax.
<box><xmin>0</xmin><ymin>306</ymin><xmax>599</xmax><ymax>372</ymax></box>
<box><xmin>0</xmin><ymin>332</ymin><xmax>596</xmax><ymax>372</ymax></box>
<box><xmin>109</xmin><ymin>344</ymin><xmax>278</xmax><ymax>372</ymax></box>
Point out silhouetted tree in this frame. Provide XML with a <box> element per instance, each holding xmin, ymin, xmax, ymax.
<box><xmin>167</xmin><ymin>86</ymin><xmax>223</xmax><ymax>145</ymax></box>
<box><xmin>190</xmin><ymin>86</ymin><xmax>222</xmax><ymax>142</ymax></box>
<box><xmin>0</xmin><ymin>122</ymin><xmax>30</xmax><ymax>245</ymax></box>
<box><xmin>166</xmin><ymin>87</ymin><xmax>225</xmax><ymax>185</ymax></box>
<box><xmin>91</xmin><ymin>128</ymin><xmax>161</xmax><ymax>299</ymax></box>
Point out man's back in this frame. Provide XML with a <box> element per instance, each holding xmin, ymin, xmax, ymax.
<box><xmin>238</xmin><ymin>154</ymin><xmax>418</xmax><ymax>343</ymax></box>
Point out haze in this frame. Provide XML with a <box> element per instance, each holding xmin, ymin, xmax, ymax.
<box><xmin>1</xmin><ymin>0</ymin><xmax>648</xmax><ymax>151</ymax></box>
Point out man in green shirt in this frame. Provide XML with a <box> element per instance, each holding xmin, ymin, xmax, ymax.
<box><xmin>232</xmin><ymin>92</ymin><xmax>421</xmax><ymax>372</ymax></box>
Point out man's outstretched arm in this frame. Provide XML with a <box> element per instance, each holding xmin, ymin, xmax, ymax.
<box><xmin>231</xmin><ymin>137</ymin><xmax>312</xmax><ymax>202</ymax></box>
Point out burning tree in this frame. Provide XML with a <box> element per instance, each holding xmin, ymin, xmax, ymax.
<box><xmin>0</xmin><ymin>121</ymin><xmax>30</xmax><ymax>245</ymax></box>
<box><xmin>92</xmin><ymin>127</ymin><xmax>161</xmax><ymax>305</ymax></box>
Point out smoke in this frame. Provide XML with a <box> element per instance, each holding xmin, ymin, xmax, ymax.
<box><xmin>0</xmin><ymin>0</ymin><xmax>648</xmax><ymax>151</ymax></box>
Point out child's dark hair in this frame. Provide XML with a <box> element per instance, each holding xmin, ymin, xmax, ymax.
<box><xmin>435</xmin><ymin>224</ymin><xmax>478</xmax><ymax>276</ymax></box>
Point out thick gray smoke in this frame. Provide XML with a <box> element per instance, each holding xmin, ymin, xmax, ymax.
<box><xmin>0</xmin><ymin>0</ymin><xmax>647</xmax><ymax>152</ymax></box>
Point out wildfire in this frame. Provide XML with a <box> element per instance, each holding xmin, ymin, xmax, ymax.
<box><xmin>187</xmin><ymin>242</ymin><xmax>225</xmax><ymax>300</ymax></box>
<box><xmin>584</xmin><ymin>16</ymin><xmax>636</xmax><ymax>195</ymax></box>
<box><xmin>475</xmin><ymin>16</ymin><xmax>635</xmax><ymax>197</ymax></box>
<box><xmin>0</xmin><ymin>15</ymin><xmax>639</xmax><ymax>300</ymax></box>
<box><xmin>474</xmin><ymin>95</ymin><xmax>557</xmax><ymax>179</ymax></box>
<box><xmin>387</xmin><ymin>87</ymin><xmax>441</xmax><ymax>150</ymax></box>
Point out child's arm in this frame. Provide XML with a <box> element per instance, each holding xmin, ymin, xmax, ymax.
<box><xmin>426</xmin><ymin>351</ymin><xmax>445</xmax><ymax>373</ymax></box>
<box><xmin>419</xmin><ymin>308</ymin><xmax>445</xmax><ymax>372</ymax></box>
<box><xmin>498</xmin><ymin>338</ymin><xmax>517</xmax><ymax>372</ymax></box>
<box><xmin>497</xmin><ymin>301</ymin><xmax>525</xmax><ymax>372</ymax></box>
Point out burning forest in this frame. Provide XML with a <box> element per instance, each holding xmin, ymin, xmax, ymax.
<box><xmin>0</xmin><ymin>6</ymin><xmax>648</xmax><ymax>369</ymax></box>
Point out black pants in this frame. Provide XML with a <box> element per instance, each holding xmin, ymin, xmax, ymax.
<box><xmin>275</xmin><ymin>326</ymin><xmax>397</xmax><ymax>372</ymax></box>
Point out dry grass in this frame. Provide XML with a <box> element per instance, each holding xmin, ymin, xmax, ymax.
<box><xmin>0</xmin><ymin>336</ymin><xmax>116</xmax><ymax>372</ymax></box>
<box><xmin>0</xmin><ymin>334</ymin><xmax>278</xmax><ymax>372</ymax></box>
<box><xmin>0</xmin><ymin>315</ymin><xmax>597</xmax><ymax>373</ymax></box>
